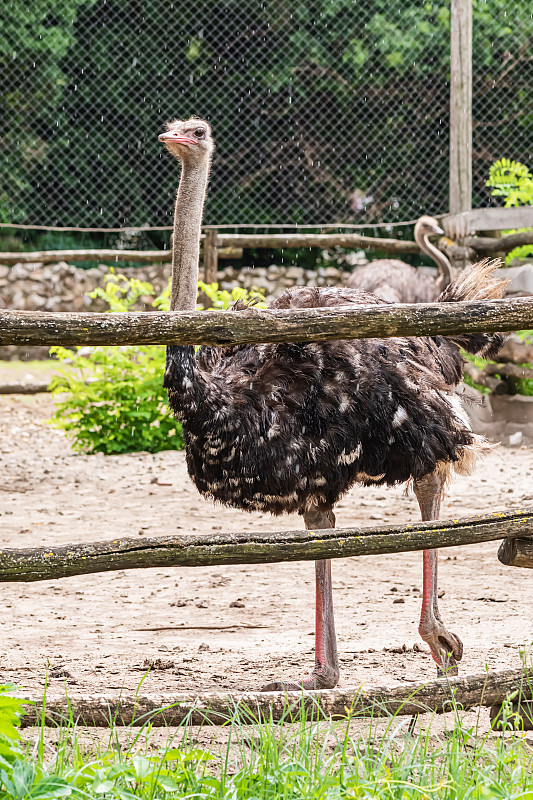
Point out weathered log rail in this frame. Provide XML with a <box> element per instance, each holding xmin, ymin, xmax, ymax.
<box><xmin>0</xmin><ymin>233</ymin><xmax>419</xmax><ymax>266</ymax></box>
<box><xmin>2</xmin><ymin>297</ymin><xmax>533</xmax><ymax>348</ymax></box>
<box><xmin>498</xmin><ymin>537</ymin><xmax>533</xmax><ymax>569</ymax></box>
<box><xmin>1</xmin><ymin>230</ymin><xmax>532</xmax><ymax>267</ymax></box>
<box><xmin>0</xmin><ymin>382</ymin><xmax>50</xmax><ymax>395</ymax></box>
<box><xmin>17</xmin><ymin>668</ymin><xmax>533</xmax><ymax>727</ymax></box>
<box><xmin>0</xmin><ymin>509</ymin><xmax>532</xmax><ymax>583</ymax></box>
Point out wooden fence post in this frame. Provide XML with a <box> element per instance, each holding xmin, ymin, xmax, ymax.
<box><xmin>449</xmin><ymin>0</ymin><xmax>473</xmax><ymax>270</ymax></box>
<box><xmin>204</xmin><ymin>228</ymin><xmax>219</xmax><ymax>284</ymax></box>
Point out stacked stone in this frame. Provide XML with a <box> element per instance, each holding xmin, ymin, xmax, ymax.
<box><xmin>0</xmin><ymin>261</ymin><xmax>355</xmax><ymax>314</ymax></box>
<box><xmin>0</xmin><ymin>260</ymin><xmax>361</xmax><ymax>359</ymax></box>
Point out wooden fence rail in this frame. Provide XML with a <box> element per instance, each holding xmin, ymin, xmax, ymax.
<box><xmin>0</xmin><ymin>233</ymin><xmax>418</xmax><ymax>266</ymax></box>
<box><xmin>17</xmin><ymin>668</ymin><xmax>533</xmax><ymax>727</ymax></box>
<box><xmin>1</xmin><ymin>509</ymin><xmax>531</xmax><ymax>583</ymax></box>
<box><xmin>2</xmin><ymin>228</ymin><xmax>533</xmax><ymax>267</ymax></box>
<box><xmin>2</xmin><ymin>297</ymin><xmax>533</xmax><ymax>347</ymax></box>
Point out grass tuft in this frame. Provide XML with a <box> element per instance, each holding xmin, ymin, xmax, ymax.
<box><xmin>2</xmin><ymin>676</ymin><xmax>533</xmax><ymax>798</ymax></box>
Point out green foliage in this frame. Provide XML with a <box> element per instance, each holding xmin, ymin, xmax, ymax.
<box><xmin>488</xmin><ymin>158</ymin><xmax>533</xmax><ymax>208</ymax></box>
<box><xmin>196</xmin><ymin>282</ymin><xmax>268</xmax><ymax>311</ymax></box>
<box><xmin>0</xmin><ymin>0</ymin><xmax>96</xmax><ymax>222</ymax></box>
<box><xmin>486</xmin><ymin>158</ymin><xmax>533</xmax><ymax>264</ymax></box>
<box><xmin>49</xmin><ymin>273</ymin><xmax>265</xmax><ymax>454</ymax></box>
<box><xmin>2</xmin><ymin>677</ymin><xmax>533</xmax><ymax>798</ymax></box>
<box><xmin>49</xmin><ymin>343</ymin><xmax>181</xmax><ymax>455</ymax></box>
<box><xmin>0</xmin><ymin>686</ymin><xmax>25</xmax><ymax>767</ymax></box>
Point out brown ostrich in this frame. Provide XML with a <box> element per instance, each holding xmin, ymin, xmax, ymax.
<box><xmin>159</xmin><ymin>117</ymin><xmax>507</xmax><ymax>690</ymax></box>
<box><xmin>346</xmin><ymin>216</ymin><xmax>453</xmax><ymax>303</ymax></box>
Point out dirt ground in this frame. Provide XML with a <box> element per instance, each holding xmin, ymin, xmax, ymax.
<box><xmin>0</xmin><ymin>362</ymin><xmax>532</xmax><ymax>706</ymax></box>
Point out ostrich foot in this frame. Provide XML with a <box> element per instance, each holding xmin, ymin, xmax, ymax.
<box><xmin>419</xmin><ymin>613</ymin><xmax>463</xmax><ymax>677</ymax></box>
<box><xmin>262</xmin><ymin>511</ymin><xmax>340</xmax><ymax>693</ymax></box>
<box><xmin>261</xmin><ymin>662</ymin><xmax>339</xmax><ymax>692</ymax></box>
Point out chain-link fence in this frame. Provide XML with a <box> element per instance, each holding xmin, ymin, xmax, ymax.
<box><xmin>1</xmin><ymin>0</ymin><xmax>532</xmax><ymax>230</ymax></box>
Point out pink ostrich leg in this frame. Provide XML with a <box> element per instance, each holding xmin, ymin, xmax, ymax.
<box><xmin>414</xmin><ymin>473</ymin><xmax>463</xmax><ymax>675</ymax></box>
<box><xmin>261</xmin><ymin>506</ymin><xmax>340</xmax><ymax>691</ymax></box>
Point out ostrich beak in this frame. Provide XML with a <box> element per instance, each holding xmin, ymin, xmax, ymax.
<box><xmin>158</xmin><ymin>132</ymin><xmax>198</xmax><ymax>146</ymax></box>
<box><xmin>432</xmin><ymin>224</ymin><xmax>445</xmax><ymax>235</ymax></box>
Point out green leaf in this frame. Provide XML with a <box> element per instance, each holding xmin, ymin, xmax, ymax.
<box><xmin>30</xmin><ymin>776</ymin><xmax>72</xmax><ymax>798</ymax></box>
<box><xmin>93</xmin><ymin>778</ymin><xmax>115</xmax><ymax>794</ymax></box>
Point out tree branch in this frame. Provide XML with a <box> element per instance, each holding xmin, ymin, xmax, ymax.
<box><xmin>466</xmin><ymin>232</ymin><xmax>533</xmax><ymax>255</ymax></box>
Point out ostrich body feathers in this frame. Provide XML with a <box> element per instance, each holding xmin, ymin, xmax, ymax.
<box><xmin>165</xmin><ymin>262</ymin><xmax>506</xmax><ymax>517</ymax></box>
<box><xmin>346</xmin><ymin>259</ymin><xmax>440</xmax><ymax>303</ymax></box>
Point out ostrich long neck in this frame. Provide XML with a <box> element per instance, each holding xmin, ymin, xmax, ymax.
<box><xmin>415</xmin><ymin>227</ymin><xmax>452</xmax><ymax>289</ymax></box>
<box><xmin>170</xmin><ymin>158</ymin><xmax>211</xmax><ymax>311</ymax></box>
<box><xmin>164</xmin><ymin>152</ymin><xmax>215</xmax><ymax>421</ymax></box>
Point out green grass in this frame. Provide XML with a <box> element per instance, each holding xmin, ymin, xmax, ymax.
<box><xmin>2</xmin><ymin>679</ymin><xmax>533</xmax><ymax>799</ymax></box>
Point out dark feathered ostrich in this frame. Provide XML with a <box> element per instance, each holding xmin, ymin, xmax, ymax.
<box><xmin>346</xmin><ymin>216</ymin><xmax>453</xmax><ymax>303</ymax></box>
<box><xmin>159</xmin><ymin>118</ymin><xmax>507</xmax><ymax>690</ymax></box>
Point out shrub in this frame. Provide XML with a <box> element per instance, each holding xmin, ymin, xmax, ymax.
<box><xmin>49</xmin><ymin>273</ymin><xmax>266</xmax><ymax>454</ymax></box>
<box><xmin>486</xmin><ymin>158</ymin><xmax>533</xmax><ymax>264</ymax></box>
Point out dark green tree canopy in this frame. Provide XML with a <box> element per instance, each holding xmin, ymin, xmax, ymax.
<box><xmin>2</xmin><ymin>0</ymin><xmax>532</xmax><ymax>226</ymax></box>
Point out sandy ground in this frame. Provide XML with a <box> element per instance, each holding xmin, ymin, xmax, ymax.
<box><xmin>0</xmin><ymin>363</ymin><xmax>532</xmax><ymax>709</ymax></box>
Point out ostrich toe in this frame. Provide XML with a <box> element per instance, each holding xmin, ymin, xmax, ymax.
<box><xmin>419</xmin><ymin>615</ymin><xmax>463</xmax><ymax>676</ymax></box>
<box><xmin>261</xmin><ymin>664</ymin><xmax>340</xmax><ymax>692</ymax></box>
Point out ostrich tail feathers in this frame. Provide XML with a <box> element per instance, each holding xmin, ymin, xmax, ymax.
<box><xmin>438</xmin><ymin>258</ymin><xmax>509</xmax><ymax>304</ymax></box>
<box><xmin>437</xmin><ymin>258</ymin><xmax>510</xmax><ymax>359</ymax></box>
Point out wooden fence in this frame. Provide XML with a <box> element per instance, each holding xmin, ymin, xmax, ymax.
<box><xmin>1</xmin><ymin>509</ymin><xmax>531</xmax><ymax>583</ymax></box>
<box><xmin>2</xmin><ymin>295</ymin><xmax>533</xmax><ymax>726</ymax></box>
<box><xmin>1</xmin><ymin>207</ymin><xmax>533</xmax><ymax>276</ymax></box>
<box><xmin>2</xmin><ymin>296</ymin><xmax>533</xmax><ymax>348</ymax></box>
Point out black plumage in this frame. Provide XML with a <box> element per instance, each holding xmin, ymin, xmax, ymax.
<box><xmin>165</xmin><ymin>263</ymin><xmax>506</xmax><ymax>517</ymax></box>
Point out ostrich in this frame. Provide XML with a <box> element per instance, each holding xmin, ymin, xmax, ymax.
<box><xmin>159</xmin><ymin>118</ymin><xmax>507</xmax><ymax>690</ymax></box>
<box><xmin>346</xmin><ymin>216</ymin><xmax>453</xmax><ymax>303</ymax></box>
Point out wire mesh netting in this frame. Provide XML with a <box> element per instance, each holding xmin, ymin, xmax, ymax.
<box><xmin>1</xmin><ymin>0</ymin><xmax>532</xmax><ymax>229</ymax></box>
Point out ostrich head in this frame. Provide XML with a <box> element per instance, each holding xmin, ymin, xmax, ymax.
<box><xmin>158</xmin><ymin>117</ymin><xmax>214</xmax><ymax>312</ymax></box>
<box><xmin>415</xmin><ymin>216</ymin><xmax>444</xmax><ymax>239</ymax></box>
<box><xmin>414</xmin><ymin>216</ymin><xmax>452</xmax><ymax>289</ymax></box>
<box><xmin>158</xmin><ymin>117</ymin><xmax>215</xmax><ymax>162</ymax></box>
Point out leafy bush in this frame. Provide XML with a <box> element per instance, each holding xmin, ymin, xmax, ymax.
<box><xmin>49</xmin><ymin>273</ymin><xmax>265</xmax><ymax>454</ymax></box>
<box><xmin>486</xmin><ymin>158</ymin><xmax>533</xmax><ymax>264</ymax></box>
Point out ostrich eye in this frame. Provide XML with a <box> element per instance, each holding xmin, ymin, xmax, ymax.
<box><xmin>194</xmin><ymin>128</ymin><xmax>205</xmax><ymax>138</ymax></box>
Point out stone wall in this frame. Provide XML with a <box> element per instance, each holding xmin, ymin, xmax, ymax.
<box><xmin>0</xmin><ymin>260</ymin><xmax>357</xmax><ymax>358</ymax></box>
<box><xmin>0</xmin><ymin>260</ymin><xmax>357</xmax><ymax>314</ymax></box>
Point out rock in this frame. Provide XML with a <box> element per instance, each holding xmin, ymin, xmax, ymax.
<box><xmin>285</xmin><ymin>266</ymin><xmax>302</xmax><ymax>280</ymax></box>
<box><xmin>496</xmin><ymin>265</ymin><xmax>533</xmax><ymax>297</ymax></box>
<box><xmin>26</xmin><ymin>293</ymin><xmax>47</xmax><ymax>310</ymax></box>
<box><xmin>509</xmin><ymin>431</ymin><xmax>523</xmax><ymax>447</ymax></box>
<box><xmin>10</xmin><ymin>264</ymin><xmax>31</xmax><ymax>280</ymax></box>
